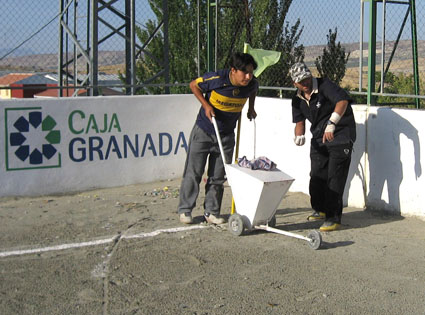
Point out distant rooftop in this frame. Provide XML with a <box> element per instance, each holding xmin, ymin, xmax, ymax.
<box><xmin>0</xmin><ymin>72</ymin><xmax>122</xmax><ymax>93</ymax></box>
<box><xmin>0</xmin><ymin>73</ymin><xmax>34</xmax><ymax>85</ymax></box>
<box><xmin>34</xmin><ymin>86</ymin><xmax>124</xmax><ymax>98</ymax></box>
<box><xmin>12</xmin><ymin>74</ymin><xmax>57</xmax><ymax>85</ymax></box>
<box><xmin>45</xmin><ymin>73</ymin><xmax>121</xmax><ymax>85</ymax></box>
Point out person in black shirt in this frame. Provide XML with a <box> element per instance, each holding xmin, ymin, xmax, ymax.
<box><xmin>177</xmin><ymin>53</ymin><xmax>259</xmax><ymax>225</ymax></box>
<box><xmin>290</xmin><ymin>62</ymin><xmax>356</xmax><ymax>231</ymax></box>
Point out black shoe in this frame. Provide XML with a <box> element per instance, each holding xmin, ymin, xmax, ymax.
<box><xmin>307</xmin><ymin>211</ymin><xmax>326</xmax><ymax>221</ymax></box>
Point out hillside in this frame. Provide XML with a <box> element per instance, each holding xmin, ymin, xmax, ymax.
<box><xmin>0</xmin><ymin>40</ymin><xmax>423</xmax><ymax>89</ymax></box>
<box><xmin>0</xmin><ymin>51</ymin><xmax>126</xmax><ymax>74</ymax></box>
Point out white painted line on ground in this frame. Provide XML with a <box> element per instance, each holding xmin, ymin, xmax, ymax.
<box><xmin>122</xmin><ymin>225</ymin><xmax>208</xmax><ymax>239</ymax></box>
<box><xmin>0</xmin><ymin>225</ymin><xmax>208</xmax><ymax>258</ymax></box>
<box><xmin>0</xmin><ymin>237</ymin><xmax>116</xmax><ymax>258</ymax></box>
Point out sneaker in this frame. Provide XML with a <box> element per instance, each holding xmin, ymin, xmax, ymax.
<box><xmin>307</xmin><ymin>211</ymin><xmax>326</xmax><ymax>221</ymax></box>
<box><xmin>179</xmin><ymin>212</ymin><xmax>193</xmax><ymax>224</ymax></box>
<box><xmin>319</xmin><ymin>220</ymin><xmax>341</xmax><ymax>232</ymax></box>
<box><xmin>204</xmin><ymin>213</ymin><xmax>226</xmax><ymax>224</ymax></box>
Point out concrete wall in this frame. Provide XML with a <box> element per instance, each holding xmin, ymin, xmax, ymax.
<box><xmin>365</xmin><ymin>107</ymin><xmax>424</xmax><ymax>217</ymax></box>
<box><xmin>1</xmin><ymin>95</ymin><xmax>424</xmax><ymax>220</ymax></box>
<box><xmin>237</xmin><ymin>99</ymin><xmax>424</xmax><ymax>219</ymax></box>
<box><xmin>1</xmin><ymin>95</ymin><xmax>199</xmax><ymax>196</ymax></box>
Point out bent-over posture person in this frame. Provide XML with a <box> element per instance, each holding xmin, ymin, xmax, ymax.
<box><xmin>177</xmin><ymin>52</ymin><xmax>259</xmax><ymax>224</ymax></box>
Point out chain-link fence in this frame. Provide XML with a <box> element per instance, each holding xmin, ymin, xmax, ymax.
<box><xmin>0</xmin><ymin>1</ymin><xmax>424</xmax><ymax>106</ymax></box>
<box><xmin>214</xmin><ymin>0</ymin><xmax>424</xmax><ymax>106</ymax></box>
<box><xmin>0</xmin><ymin>1</ymin><xmax>146</xmax><ymax>73</ymax></box>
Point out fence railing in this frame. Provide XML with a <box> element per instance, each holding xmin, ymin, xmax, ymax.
<box><xmin>0</xmin><ymin>0</ymin><xmax>423</xmax><ymax>107</ymax></box>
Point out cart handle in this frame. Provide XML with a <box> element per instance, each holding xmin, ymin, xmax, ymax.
<box><xmin>211</xmin><ymin>116</ymin><xmax>229</xmax><ymax>165</ymax></box>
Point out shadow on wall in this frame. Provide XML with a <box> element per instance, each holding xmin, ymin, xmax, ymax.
<box><xmin>346</xmin><ymin>108</ymin><xmax>422</xmax><ymax>215</ymax></box>
<box><xmin>344</xmin><ymin>120</ymin><xmax>366</xmax><ymax>210</ymax></box>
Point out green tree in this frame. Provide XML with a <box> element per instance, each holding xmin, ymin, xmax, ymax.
<box><xmin>119</xmin><ymin>0</ymin><xmax>204</xmax><ymax>95</ymax></box>
<box><xmin>348</xmin><ymin>71</ymin><xmax>424</xmax><ymax>108</ymax></box>
<box><xmin>122</xmin><ymin>0</ymin><xmax>304</xmax><ymax>96</ymax></box>
<box><xmin>375</xmin><ymin>71</ymin><xmax>419</xmax><ymax>107</ymax></box>
<box><xmin>315</xmin><ymin>28</ymin><xmax>350</xmax><ymax>85</ymax></box>
<box><xmin>217</xmin><ymin>0</ymin><xmax>305</xmax><ymax>97</ymax></box>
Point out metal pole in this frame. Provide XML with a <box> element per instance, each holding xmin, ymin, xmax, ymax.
<box><xmin>410</xmin><ymin>0</ymin><xmax>420</xmax><ymax>108</ymax></box>
<box><xmin>65</xmin><ymin>4</ymin><xmax>69</xmax><ymax>90</ymax></box>
<box><xmin>197</xmin><ymin>0</ymin><xmax>200</xmax><ymax>77</ymax></box>
<box><xmin>163</xmin><ymin>0</ymin><xmax>170</xmax><ymax>94</ymax></box>
<box><xmin>86</xmin><ymin>0</ymin><xmax>90</xmax><ymax>82</ymax></box>
<box><xmin>359</xmin><ymin>0</ymin><xmax>364</xmax><ymax>92</ymax></box>
<box><xmin>58</xmin><ymin>0</ymin><xmax>64</xmax><ymax>97</ymax></box>
<box><xmin>131</xmin><ymin>0</ymin><xmax>136</xmax><ymax>95</ymax></box>
<box><xmin>125</xmin><ymin>0</ymin><xmax>131</xmax><ymax>95</ymax></box>
<box><xmin>215</xmin><ymin>0</ymin><xmax>218</xmax><ymax>71</ymax></box>
<box><xmin>207</xmin><ymin>0</ymin><xmax>215</xmax><ymax>72</ymax></box>
<box><xmin>380</xmin><ymin>0</ymin><xmax>386</xmax><ymax>93</ymax></box>
<box><xmin>89</xmin><ymin>0</ymin><xmax>98</xmax><ymax>96</ymax></box>
<box><xmin>211</xmin><ymin>117</ymin><xmax>228</xmax><ymax>165</ymax></box>
<box><xmin>256</xmin><ymin>225</ymin><xmax>312</xmax><ymax>242</ymax></box>
<box><xmin>125</xmin><ymin>0</ymin><xmax>136</xmax><ymax>95</ymax></box>
<box><xmin>73</xmin><ymin>0</ymin><xmax>78</xmax><ymax>92</ymax></box>
<box><xmin>367</xmin><ymin>0</ymin><xmax>377</xmax><ymax>106</ymax></box>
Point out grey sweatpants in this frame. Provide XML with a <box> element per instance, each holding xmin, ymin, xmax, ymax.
<box><xmin>177</xmin><ymin>124</ymin><xmax>235</xmax><ymax>216</ymax></box>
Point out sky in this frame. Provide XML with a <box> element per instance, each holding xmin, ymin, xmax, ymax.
<box><xmin>0</xmin><ymin>0</ymin><xmax>423</xmax><ymax>57</ymax></box>
<box><xmin>285</xmin><ymin>0</ymin><xmax>424</xmax><ymax>46</ymax></box>
<box><xmin>0</xmin><ymin>0</ymin><xmax>155</xmax><ymax>56</ymax></box>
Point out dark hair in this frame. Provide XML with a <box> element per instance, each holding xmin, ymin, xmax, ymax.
<box><xmin>229</xmin><ymin>52</ymin><xmax>257</xmax><ymax>71</ymax></box>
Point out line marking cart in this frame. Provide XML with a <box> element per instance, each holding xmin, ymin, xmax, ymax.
<box><xmin>212</xmin><ymin>117</ymin><xmax>322</xmax><ymax>250</ymax></box>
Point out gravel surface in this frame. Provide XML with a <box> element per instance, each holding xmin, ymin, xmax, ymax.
<box><xmin>1</xmin><ymin>178</ymin><xmax>424</xmax><ymax>314</ymax></box>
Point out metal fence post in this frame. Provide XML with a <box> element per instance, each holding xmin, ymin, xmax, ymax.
<box><xmin>89</xmin><ymin>0</ymin><xmax>99</xmax><ymax>96</ymax></box>
<box><xmin>207</xmin><ymin>0</ymin><xmax>216</xmax><ymax>72</ymax></box>
<box><xmin>367</xmin><ymin>0</ymin><xmax>377</xmax><ymax>106</ymax></box>
<box><xmin>410</xmin><ymin>0</ymin><xmax>420</xmax><ymax>109</ymax></box>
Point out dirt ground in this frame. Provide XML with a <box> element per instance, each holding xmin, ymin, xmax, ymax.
<box><xmin>0</xmin><ymin>178</ymin><xmax>424</xmax><ymax>315</ymax></box>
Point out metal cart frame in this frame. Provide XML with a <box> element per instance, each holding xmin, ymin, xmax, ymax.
<box><xmin>212</xmin><ymin>117</ymin><xmax>322</xmax><ymax>250</ymax></box>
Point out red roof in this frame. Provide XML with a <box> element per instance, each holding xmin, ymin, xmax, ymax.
<box><xmin>34</xmin><ymin>88</ymin><xmax>87</xmax><ymax>98</ymax></box>
<box><xmin>34</xmin><ymin>87</ymin><xmax>123</xmax><ymax>98</ymax></box>
<box><xmin>0</xmin><ymin>73</ymin><xmax>34</xmax><ymax>85</ymax></box>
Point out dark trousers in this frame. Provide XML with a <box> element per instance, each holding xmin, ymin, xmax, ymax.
<box><xmin>178</xmin><ymin>124</ymin><xmax>235</xmax><ymax>216</ymax></box>
<box><xmin>309</xmin><ymin>141</ymin><xmax>353</xmax><ymax>223</ymax></box>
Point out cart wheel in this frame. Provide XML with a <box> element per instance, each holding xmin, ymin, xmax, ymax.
<box><xmin>268</xmin><ymin>215</ymin><xmax>276</xmax><ymax>228</ymax></box>
<box><xmin>307</xmin><ymin>230</ymin><xmax>322</xmax><ymax>250</ymax></box>
<box><xmin>228</xmin><ymin>214</ymin><xmax>244</xmax><ymax>236</ymax></box>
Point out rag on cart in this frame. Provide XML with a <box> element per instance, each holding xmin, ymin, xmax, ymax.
<box><xmin>237</xmin><ymin>156</ymin><xmax>277</xmax><ymax>171</ymax></box>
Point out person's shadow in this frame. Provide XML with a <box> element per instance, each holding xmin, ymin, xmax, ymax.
<box><xmin>230</xmin><ymin>108</ymin><xmax>421</xmax><ymax>249</ymax></box>
<box><xmin>277</xmin><ymin>107</ymin><xmax>421</xmax><ymax>235</ymax></box>
<box><xmin>344</xmin><ymin>107</ymin><xmax>421</xmax><ymax>223</ymax></box>
<box><xmin>343</xmin><ymin>119</ymin><xmax>366</xmax><ymax>209</ymax></box>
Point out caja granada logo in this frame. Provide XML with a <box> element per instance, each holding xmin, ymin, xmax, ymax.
<box><xmin>5</xmin><ymin>107</ymin><xmax>61</xmax><ymax>170</ymax></box>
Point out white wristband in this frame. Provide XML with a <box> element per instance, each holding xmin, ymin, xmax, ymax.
<box><xmin>329</xmin><ymin>112</ymin><xmax>341</xmax><ymax>125</ymax></box>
